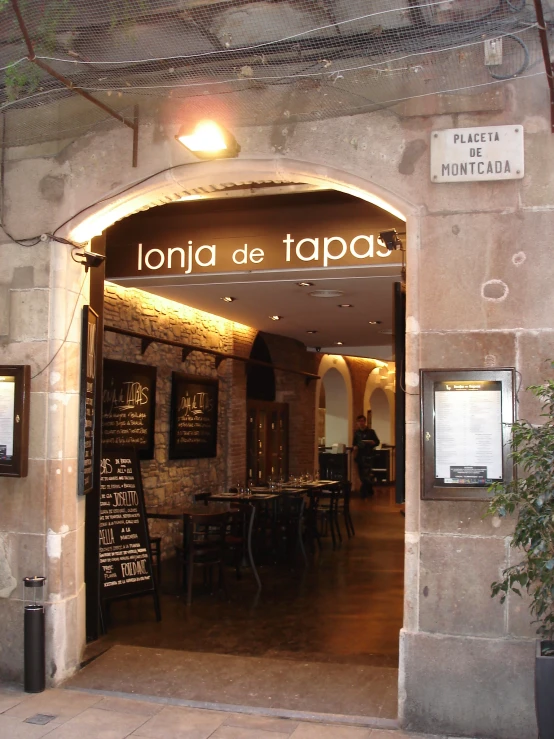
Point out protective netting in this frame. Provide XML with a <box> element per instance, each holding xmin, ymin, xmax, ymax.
<box><xmin>0</xmin><ymin>0</ymin><xmax>550</xmax><ymax>149</ymax></box>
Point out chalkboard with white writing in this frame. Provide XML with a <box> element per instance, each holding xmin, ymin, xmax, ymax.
<box><xmin>169</xmin><ymin>373</ymin><xmax>218</xmax><ymax>459</ymax></box>
<box><xmin>99</xmin><ymin>447</ymin><xmax>160</xmax><ymax>619</ymax></box>
<box><xmin>102</xmin><ymin>360</ymin><xmax>156</xmax><ymax>460</ymax></box>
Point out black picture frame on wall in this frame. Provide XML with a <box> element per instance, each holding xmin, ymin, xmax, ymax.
<box><xmin>102</xmin><ymin>359</ymin><xmax>157</xmax><ymax>460</ymax></box>
<box><xmin>169</xmin><ymin>373</ymin><xmax>218</xmax><ymax>459</ymax></box>
<box><xmin>0</xmin><ymin>365</ymin><xmax>30</xmax><ymax>478</ymax></box>
<box><xmin>78</xmin><ymin>306</ymin><xmax>99</xmax><ymax>495</ymax></box>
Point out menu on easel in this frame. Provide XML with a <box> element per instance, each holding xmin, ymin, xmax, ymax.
<box><xmin>99</xmin><ymin>448</ymin><xmax>159</xmax><ymax>618</ymax></box>
<box><xmin>102</xmin><ymin>360</ymin><xmax>156</xmax><ymax>459</ymax></box>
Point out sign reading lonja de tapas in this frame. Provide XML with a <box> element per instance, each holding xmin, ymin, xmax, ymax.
<box><xmin>105</xmin><ymin>192</ymin><xmax>403</xmax><ymax>280</ymax></box>
<box><xmin>430</xmin><ymin>125</ymin><xmax>524</xmax><ymax>183</ymax></box>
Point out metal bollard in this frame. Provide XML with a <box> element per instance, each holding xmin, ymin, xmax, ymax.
<box><xmin>23</xmin><ymin>576</ymin><xmax>46</xmax><ymax>693</ymax></box>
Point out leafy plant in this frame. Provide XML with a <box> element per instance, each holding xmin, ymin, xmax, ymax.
<box><xmin>487</xmin><ymin>367</ymin><xmax>554</xmax><ymax>642</ymax></box>
<box><xmin>4</xmin><ymin>61</ymin><xmax>41</xmax><ymax>102</ymax></box>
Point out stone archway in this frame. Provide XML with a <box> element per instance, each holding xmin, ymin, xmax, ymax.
<box><xmin>56</xmin><ymin>156</ymin><xmax>416</xmax><ymax>718</ymax></box>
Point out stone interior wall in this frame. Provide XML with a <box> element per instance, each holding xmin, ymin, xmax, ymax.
<box><xmin>103</xmin><ymin>284</ymin><xmax>318</xmax><ymax>557</ymax></box>
<box><xmin>104</xmin><ymin>282</ymin><xmax>237</xmax><ymax>558</ymax></box>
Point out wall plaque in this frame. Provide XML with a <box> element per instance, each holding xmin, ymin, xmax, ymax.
<box><xmin>431</xmin><ymin>125</ymin><xmax>524</xmax><ymax>183</ymax></box>
<box><xmin>102</xmin><ymin>360</ymin><xmax>156</xmax><ymax>460</ymax></box>
<box><xmin>421</xmin><ymin>368</ymin><xmax>515</xmax><ymax>501</ymax></box>
<box><xmin>78</xmin><ymin>306</ymin><xmax>98</xmax><ymax>494</ymax></box>
<box><xmin>99</xmin><ymin>447</ymin><xmax>160</xmax><ymax>620</ymax></box>
<box><xmin>0</xmin><ymin>365</ymin><xmax>30</xmax><ymax>478</ymax></box>
<box><xmin>169</xmin><ymin>373</ymin><xmax>218</xmax><ymax>459</ymax></box>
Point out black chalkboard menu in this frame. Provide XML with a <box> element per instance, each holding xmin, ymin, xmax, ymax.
<box><xmin>78</xmin><ymin>307</ymin><xmax>98</xmax><ymax>495</ymax></box>
<box><xmin>169</xmin><ymin>373</ymin><xmax>218</xmax><ymax>459</ymax></box>
<box><xmin>102</xmin><ymin>360</ymin><xmax>156</xmax><ymax>460</ymax></box>
<box><xmin>99</xmin><ymin>447</ymin><xmax>160</xmax><ymax>618</ymax></box>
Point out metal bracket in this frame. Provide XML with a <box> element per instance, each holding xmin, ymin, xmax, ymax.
<box><xmin>214</xmin><ymin>356</ymin><xmax>225</xmax><ymax>370</ymax></box>
<box><xmin>141</xmin><ymin>338</ymin><xmax>153</xmax><ymax>355</ymax></box>
<box><xmin>182</xmin><ymin>348</ymin><xmax>193</xmax><ymax>362</ymax></box>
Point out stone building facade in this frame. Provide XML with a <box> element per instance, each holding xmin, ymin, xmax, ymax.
<box><xmin>1</xmin><ymin>72</ymin><xmax>553</xmax><ymax>739</ymax></box>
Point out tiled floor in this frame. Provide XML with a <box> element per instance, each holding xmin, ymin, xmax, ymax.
<box><xmin>0</xmin><ymin>685</ymin><xmax>474</xmax><ymax>739</ymax></box>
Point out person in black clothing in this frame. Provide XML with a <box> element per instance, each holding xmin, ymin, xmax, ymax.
<box><xmin>353</xmin><ymin>414</ymin><xmax>380</xmax><ymax>499</ymax></box>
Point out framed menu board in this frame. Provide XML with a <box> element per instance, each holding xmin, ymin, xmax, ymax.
<box><xmin>421</xmin><ymin>368</ymin><xmax>515</xmax><ymax>500</ymax></box>
<box><xmin>0</xmin><ymin>365</ymin><xmax>30</xmax><ymax>478</ymax></box>
<box><xmin>78</xmin><ymin>307</ymin><xmax>98</xmax><ymax>495</ymax></box>
<box><xmin>102</xmin><ymin>360</ymin><xmax>156</xmax><ymax>460</ymax></box>
<box><xmin>99</xmin><ymin>447</ymin><xmax>160</xmax><ymax>621</ymax></box>
<box><xmin>169</xmin><ymin>373</ymin><xmax>218</xmax><ymax>459</ymax></box>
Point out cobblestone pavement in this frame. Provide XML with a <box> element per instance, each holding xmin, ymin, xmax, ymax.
<box><xmin>0</xmin><ymin>684</ymin><xmax>476</xmax><ymax>739</ymax></box>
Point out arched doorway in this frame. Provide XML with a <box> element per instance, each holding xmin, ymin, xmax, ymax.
<box><xmin>64</xmin><ymin>156</ymin><xmax>411</xmax><ymax>722</ymax></box>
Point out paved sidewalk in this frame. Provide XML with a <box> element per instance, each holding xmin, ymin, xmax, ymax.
<box><xmin>0</xmin><ymin>684</ymin><xmax>474</xmax><ymax>739</ymax></box>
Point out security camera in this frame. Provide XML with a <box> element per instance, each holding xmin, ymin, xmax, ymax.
<box><xmin>71</xmin><ymin>249</ymin><xmax>106</xmax><ymax>272</ymax></box>
<box><xmin>378</xmin><ymin>229</ymin><xmax>403</xmax><ymax>251</ymax></box>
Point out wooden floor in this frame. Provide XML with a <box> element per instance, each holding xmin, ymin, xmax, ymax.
<box><xmin>75</xmin><ymin>486</ymin><xmax>405</xmax><ymax>718</ymax></box>
<box><xmin>91</xmin><ymin>485</ymin><xmax>405</xmax><ymax>667</ymax></box>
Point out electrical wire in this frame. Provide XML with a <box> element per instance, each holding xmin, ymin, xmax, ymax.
<box><xmin>31</xmin><ymin>272</ymin><xmax>88</xmax><ymax>380</ymax></box>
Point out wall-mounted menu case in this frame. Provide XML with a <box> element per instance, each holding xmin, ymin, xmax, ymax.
<box><xmin>421</xmin><ymin>368</ymin><xmax>516</xmax><ymax>501</ymax></box>
<box><xmin>0</xmin><ymin>365</ymin><xmax>30</xmax><ymax>478</ymax></box>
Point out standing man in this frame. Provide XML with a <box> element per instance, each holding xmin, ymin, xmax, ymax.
<box><xmin>353</xmin><ymin>414</ymin><xmax>380</xmax><ymax>499</ymax></box>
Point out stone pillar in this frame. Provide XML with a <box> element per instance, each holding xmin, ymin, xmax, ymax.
<box><xmin>0</xmin><ymin>236</ymin><xmax>85</xmax><ymax>683</ymax></box>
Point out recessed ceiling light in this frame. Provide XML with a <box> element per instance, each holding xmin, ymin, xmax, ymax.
<box><xmin>335</xmin><ymin>341</ymin><xmax>344</xmax><ymax>346</ymax></box>
<box><xmin>306</xmin><ymin>330</ymin><xmax>318</xmax><ymax>334</ymax></box>
<box><xmin>297</xmin><ymin>282</ymin><xmax>314</xmax><ymax>287</ymax></box>
<box><xmin>269</xmin><ymin>315</ymin><xmax>282</xmax><ymax>321</ymax></box>
<box><xmin>309</xmin><ymin>290</ymin><xmax>344</xmax><ymax>298</ymax></box>
<box><xmin>221</xmin><ymin>296</ymin><xmax>236</xmax><ymax>303</ymax></box>
<box><xmin>368</xmin><ymin>320</ymin><xmax>382</xmax><ymax>325</ymax></box>
<box><xmin>338</xmin><ymin>304</ymin><xmax>353</xmax><ymax>308</ymax></box>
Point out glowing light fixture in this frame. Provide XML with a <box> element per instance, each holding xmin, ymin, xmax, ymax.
<box><xmin>368</xmin><ymin>320</ymin><xmax>382</xmax><ymax>325</ymax></box>
<box><xmin>221</xmin><ymin>296</ymin><xmax>236</xmax><ymax>303</ymax></box>
<box><xmin>338</xmin><ymin>304</ymin><xmax>353</xmax><ymax>308</ymax></box>
<box><xmin>335</xmin><ymin>341</ymin><xmax>344</xmax><ymax>346</ymax></box>
<box><xmin>297</xmin><ymin>282</ymin><xmax>314</xmax><ymax>287</ymax></box>
<box><xmin>269</xmin><ymin>315</ymin><xmax>282</xmax><ymax>321</ymax></box>
<box><xmin>175</xmin><ymin>120</ymin><xmax>241</xmax><ymax>159</ymax></box>
<box><xmin>306</xmin><ymin>330</ymin><xmax>318</xmax><ymax>334</ymax></box>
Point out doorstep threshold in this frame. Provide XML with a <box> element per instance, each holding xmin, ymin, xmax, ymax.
<box><xmin>64</xmin><ymin>685</ymin><xmax>400</xmax><ymax>730</ymax></box>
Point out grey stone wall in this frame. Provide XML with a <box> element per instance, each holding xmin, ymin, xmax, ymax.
<box><xmin>1</xmin><ymin>69</ymin><xmax>553</xmax><ymax>738</ymax></box>
<box><xmin>0</xmin><ymin>238</ymin><xmax>86</xmax><ymax>684</ymax></box>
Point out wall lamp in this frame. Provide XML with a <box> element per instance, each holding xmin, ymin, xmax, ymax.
<box><xmin>379</xmin><ymin>229</ymin><xmax>403</xmax><ymax>251</ymax></box>
<box><xmin>175</xmin><ymin>120</ymin><xmax>241</xmax><ymax>160</ymax></box>
<box><xmin>71</xmin><ymin>248</ymin><xmax>106</xmax><ymax>272</ymax></box>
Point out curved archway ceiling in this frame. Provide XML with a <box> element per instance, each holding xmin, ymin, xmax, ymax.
<box><xmin>0</xmin><ymin>0</ymin><xmax>547</xmax><ymax>149</ymax></box>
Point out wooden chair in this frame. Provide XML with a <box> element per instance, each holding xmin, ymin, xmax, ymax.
<box><xmin>175</xmin><ymin>511</ymin><xmax>230</xmax><ymax>606</ymax></box>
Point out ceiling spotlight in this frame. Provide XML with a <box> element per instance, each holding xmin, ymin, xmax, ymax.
<box><xmin>221</xmin><ymin>296</ymin><xmax>236</xmax><ymax>303</ymax></box>
<box><xmin>378</xmin><ymin>229</ymin><xmax>403</xmax><ymax>251</ymax></box>
<box><xmin>269</xmin><ymin>315</ymin><xmax>282</xmax><ymax>321</ymax></box>
<box><xmin>338</xmin><ymin>304</ymin><xmax>353</xmax><ymax>308</ymax></box>
<box><xmin>306</xmin><ymin>330</ymin><xmax>318</xmax><ymax>334</ymax></box>
<box><xmin>175</xmin><ymin>120</ymin><xmax>240</xmax><ymax>159</ymax></box>
<box><xmin>71</xmin><ymin>248</ymin><xmax>106</xmax><ymax>272</ymax></box>
<box><xmin>368</xmin><ymin>320</ymin><xmax>382</xmax><ymax>325</ymax></box>
<box><xmin>297</xmin><ymin>282</ymin><xmax>314</xmax><ymax>287</ymax></box>
<box><xmin>335</xmin><ymin>341</ymin><xmax>344</xmax><ymax>346</ymax></box>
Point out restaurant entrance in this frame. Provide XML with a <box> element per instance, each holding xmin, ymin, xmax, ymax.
<box><xmin>75</xmin><ymin>183</ymin><xmax>406</xmax><ymax>722</ymax></box>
